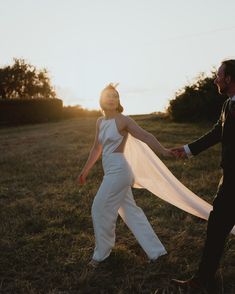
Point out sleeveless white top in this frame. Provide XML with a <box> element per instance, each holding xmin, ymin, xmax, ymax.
<box><xmin>98</xmin><ymin>118</ymin><xmax>124</xmax><ymax>156</ymax></box>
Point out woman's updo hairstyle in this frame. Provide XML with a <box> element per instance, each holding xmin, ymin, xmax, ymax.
<box><xmin>100</xmin><ymin>83</ymin><xmax>124</xmax><ymax>113</ymax></box>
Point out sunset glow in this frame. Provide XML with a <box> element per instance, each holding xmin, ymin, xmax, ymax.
<box><xmin>1</xmin><ymin>0</ymin><xmax>235</xmax><ymax>114</ymax></box>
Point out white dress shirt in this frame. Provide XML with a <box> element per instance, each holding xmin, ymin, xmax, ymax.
<box><xmin>184</xmin><ymin>95</ymin><xmax>235</xmax><ymax>157</ymax></box>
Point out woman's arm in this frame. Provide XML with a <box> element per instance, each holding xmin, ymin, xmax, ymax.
<box><xmin>78</xmin><ymin>118</ymin><xmax>103</xmax><ymax>185</ymax></box>
<box><xmin>125</xmin><ymin>116</ymin><xmax>172</xmax><ymax>157</ymax></box>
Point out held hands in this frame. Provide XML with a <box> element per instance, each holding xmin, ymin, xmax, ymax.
<box><xmin>162</xmin><ymin>148</ymin><xmax>175</xmax><ymax>158</ymax></box>
<box><xmin>170</xmin><ymin>147</ymin><xmax>187</xmax><ymax>159</ymax></box>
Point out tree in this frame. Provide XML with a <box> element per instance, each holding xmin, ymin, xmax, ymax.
<box><xmin>0</xmin><ymin>58</ymin><xmax>57</xmax><ymax>99</ymax></box>
<box><xmin>167</xmin><ymin>72</ymin><xmax>227</xmax><ymax>122</ymax></box>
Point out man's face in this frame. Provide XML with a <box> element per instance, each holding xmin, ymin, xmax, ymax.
<box><xmin>214</xmin><ymin>64</ymin><xmax>230</xmax><ymax>95</ymax></box>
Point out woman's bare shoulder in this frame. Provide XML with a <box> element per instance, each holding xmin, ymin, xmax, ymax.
<box><xmin>116</xmin><ymin>114</ymin><xmax>137</xmax><ymax>131</ymax></box>
<box><xmin>119</xmin><ymin>114</ymin><xmax>135</xmax><ymax>124</ymax></box>
<box><xmin>116</xmin><ymin>114</ymin><xmax>129</xmax><ymax>125</ymax></box>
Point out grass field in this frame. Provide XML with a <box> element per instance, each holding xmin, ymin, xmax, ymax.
<box><xmin>0</xmin><ymin>116</ymin><xmax>234</xmax><ymax>294</ymax></box>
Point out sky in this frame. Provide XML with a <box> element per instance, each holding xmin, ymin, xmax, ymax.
<box><xmin>1</xmin><ymin>0</ymin><xmax>235</xmax><ymax>114</ymax></box>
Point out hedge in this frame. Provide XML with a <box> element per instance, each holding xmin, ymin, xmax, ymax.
<box><xmin>0</xmin><ymin>98</ymin><xmax>63</xmax><ymax>124</ymax></box>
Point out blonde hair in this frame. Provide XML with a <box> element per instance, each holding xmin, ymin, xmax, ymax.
<box><xmin>100</xmin><ymin>83</ymin><xmax>124</xmax><ymax>113</ymax></box>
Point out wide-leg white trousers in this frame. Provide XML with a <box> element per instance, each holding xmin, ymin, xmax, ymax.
<box><xmin>91</xmin><ymin>153</ymin><xmax>167</xmax><ymax>262</ymax></box>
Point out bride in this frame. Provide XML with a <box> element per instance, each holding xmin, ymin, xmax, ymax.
<box><xmin>78</xmin><ymin>83</ymin><xmax>172</xmax><ymax>267</ymax></box>
<box><xmin>78</xmin><ymin>83</ymin><xmax>234</xmax><ymax>268</ymax></box>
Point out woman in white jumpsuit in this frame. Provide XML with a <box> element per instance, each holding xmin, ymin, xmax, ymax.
<box><xmin>78</xmin><ymin>84</ymin><xmax>235</xmax><ymax>269</ymax></box>
<box><xmin>78</xmin><ymin>83</ymin><xmax>172</xmax><ymax>267</ymax></box>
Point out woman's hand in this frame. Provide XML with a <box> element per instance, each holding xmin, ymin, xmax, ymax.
<box><xmin>162</xmin><ymin>148</ymin><xmax>174</xmax><ymax>158</ymax></box>
<box><xmin>77</xmin><ymin>172</ymin><xmax>88</xmax><ymax>185</ymax></box>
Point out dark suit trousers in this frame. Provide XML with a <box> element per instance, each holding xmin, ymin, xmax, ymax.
<box><xmin>197</xmin><ymin>171</ymin><xmax>235</xmax><ymax>283</ymax></box>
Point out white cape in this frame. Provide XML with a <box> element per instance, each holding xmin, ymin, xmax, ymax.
<box><xmin>123</xmin><ymin>134</ymin><xmax>235</xmax><ymax>235</ymax></box>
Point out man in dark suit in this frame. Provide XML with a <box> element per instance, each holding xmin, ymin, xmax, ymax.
<box><xmin>171</xmin><ymin>59</ymin><xmax>235</xmax><ymax>293</ymax></box>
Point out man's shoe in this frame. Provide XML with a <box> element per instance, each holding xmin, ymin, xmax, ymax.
<box><xmin>171</xmin><ymin>277</ymin><xmax>205</xmax><ymax>290</ymax></box>
<box><xmin>171</xmin><ymin>277</ymin><xmax>218</xmax><ymax>293</ymax></box>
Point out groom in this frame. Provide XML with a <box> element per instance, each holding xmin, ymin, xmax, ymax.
<box><xmin>171</xmin><ymin>59</ymin><xmax>235</xmax><ymax>293</ymax></box>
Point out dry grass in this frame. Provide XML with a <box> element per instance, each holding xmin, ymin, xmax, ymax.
<box><xmin>0</xmin><ymin>116</ymin><xmax>234</xmax><ymax>293</ymax></box>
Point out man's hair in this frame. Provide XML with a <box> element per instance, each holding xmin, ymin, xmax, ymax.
<box><xmin>222</xmin><ymin>59</ymin><xmax>235</xmax><ymax>81</ymax></box>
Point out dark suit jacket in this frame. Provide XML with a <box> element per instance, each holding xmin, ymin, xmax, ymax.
<box><xmin>188</xmin><ymin>98</ymin><xmax>235</xmax><ymax>172</ymax></box>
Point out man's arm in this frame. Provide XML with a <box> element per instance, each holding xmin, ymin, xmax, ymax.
<box><xmin>171</xmin><ymin>99</ymin><xmax>229</xmax><ymax>158</ymax></box>
<box><xmin>188</xmin><ymin>98</ymin><xmax>231</xmax><ymax>155</ymax></box>
<box><xmin>188</xmin><ymin>118</ymin><xmax>222</xmax><ymax>155</ymax></box>
<box><xmin>171</xmin><ymin>120</ymin><xmax>222</xmax><ymax>158</ymax></box>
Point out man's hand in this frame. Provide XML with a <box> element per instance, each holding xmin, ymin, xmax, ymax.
<box><xmin>170</xmin><ymin>147</ymin><xmax>187</xmax><ymax>159</ymax></box>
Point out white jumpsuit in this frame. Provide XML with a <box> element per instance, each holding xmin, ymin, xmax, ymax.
<box><xmin>91</xmin><ymin>117</ymin><xmax>167</xmax><ymax>262</ymax></box>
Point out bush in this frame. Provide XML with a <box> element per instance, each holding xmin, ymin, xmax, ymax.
<box><xmin>62</xmin><ymin>105</ymin><xmax>101</xmax><ymax>119</ymax></box>
<box><xmin>0</xmin><ymin>98</ymin><xmax>63</xmax><ymax>124</ymax></box>
<box><xmin>167</xmin><ymin>72</ymin><xmax>227</xmax><ymax>122</ymax></box>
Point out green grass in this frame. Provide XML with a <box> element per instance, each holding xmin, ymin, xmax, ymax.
<box><xmin>0</xmin><ymin>116</ymin><xmax>234</xmax><ymax>294</ymax></box>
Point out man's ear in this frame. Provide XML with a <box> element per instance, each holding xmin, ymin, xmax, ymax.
<box><xmin>225</xmin><ymin>75</ymin><xmax>231</xmax><ymax>84</ymax></box>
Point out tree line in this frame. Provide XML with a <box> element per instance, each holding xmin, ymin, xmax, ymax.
<box><xmin>0</xmin><ymin>58</ymin><xmax>225</xmax><ymax>125</ymax></box>
<box><xmin>0</xmin><ymin>58</ymin><xmax>56</xmax><ymax>99</ymax></box>
<box><xmin>0</xmin><ymin>59</ymin><xmax>100</xmax><ymax>124</ymax></box>
<box><xmin>167</xmin><ymin>72</ymin><xmax>227</xmax><ymax>123</ymax></box>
